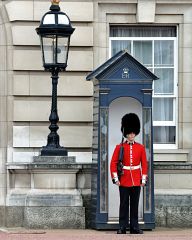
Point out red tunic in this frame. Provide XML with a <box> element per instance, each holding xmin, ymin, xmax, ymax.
<box><xmin>110</xmin><ymin>142</ymin><xmax>148</xmax><ymax>187</ymax></box>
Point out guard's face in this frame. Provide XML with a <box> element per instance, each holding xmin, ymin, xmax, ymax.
<box><xmin>127</xmin><ymin>132</ymin><xmax>136</xmax><ymax>142</ymax></box>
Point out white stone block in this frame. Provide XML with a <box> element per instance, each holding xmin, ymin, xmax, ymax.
<box><xmin>5</xmin><ymin>1</ymin><xmax>33</xmax><ymax>21</ymax></box>
<box><xmin>0</xmin><ymin>46</ymin><xmax>7</xmax><ymax>71</ymax></box>
<box><xmin>7</xmin><ymin>46</ymin><xmax>13</xmax><ymax>71</ymax></box>
<box><xmin>137</xmin><ymin>0</ymin><xmax>155</xmax><ymax>23</ymax></box>
<box><xmin>7</xmin><ymin>147</ymin><xmax>13</xmax><ymax>164</ymax></box>
<box><xmin>154</xmin><ymin>150</ymin><xmax>188</xmax><ymax>162</ymax></box>
<box><xmin>182</xmin><ymin>73</ymin><xmax>192</xmax><ymax>98</ymax></box>
<box><xmin>12</xmin><ymin>150</ymin><xmax>92</xmax><ymax>163</ymax></box>
<box><xmin>31</xmin><ymin>73</ymin><xmax>93</xmax><ymax>96</ymax></box>
<box><xmin>12</xmin><ymin>72</ymin><xmax>93</xmax><ymax>96</ymax></box>
<box><xmin>0</xmin><ymin>99</ymin><xmax>7</xmax><ymax>122</ymax></box>
<box><xmin>60</xmin><ymin>126</ymin><xmax>92</xmax><ymax>148</ymax></box>
<box><xmin>30</xmin><ymin>73</ymin><xmax>51</xmax><ymax>96</ymax></box>
<box><xmin>182</xmin><ymin>23</ymin><xmax>192</xmax><ymax>48</ymax></box>
<box><xmin>0</xmin><ymin>71</ymin><xmax>7</xmax><ymax>96</ymax></box>
<box><xmin>107</xmin><ymin>15</ymin><xmax>136</xmax><ymax>25</ymax></box>
<box><xmin>183</xmin><ymin>123</ymin><xmax>192</xmax><ymax>148</ymax></box>
<box><xmin>0</xmin><ymin>174</ymin><xmax>6</xmax><ymax>188</ymax></box>
<box><xmin>184</xmin><ymin>7</ymin><xmax>192</xmax><ymax>23</ymax></box>
<box><xmin>33</xmin><ymin>173</ymin><xmax>77</xmax><ymax>189</ymax></box>
<box><xmin>13</xmin><ymin>99</ymin><xmax>93</xmax><ymax>122</ymax></box>
<box><xmin>178</xmin><ymin>122</ymin><xmax>183</xmax><ymax>149</ymax></box>
<box><xmin>29</xmin><ymin>126</ymin><xmax>47</xmax><ymax>147</ymax></box>
<box><xmin>12</xmin><ymin>25</ymin><xmax>93</xmax><ymax>47</ymax></box>
<box><xmin>13</xmin><ymin>49</ymin><xmax>93</xmax><ymax>71</ymax></box>
<box><xmin>0</xmin><ymin>148</ymin><xmax>6</xmax><ymax>173</ymax></box>
<box><xmin>154</xmin><ymin>173</ymin><xmax>170</xmax><ymax>189</ymax></box>
<box><xmin>155</xmin><ymin>4</ymin><xmax>183</xmax><ymax>15</ymax></box>
<box><xmin>13</xmin><ymin>126</ymin><xmax>30</xmax><ymax>147</ymax></box>
<box><xmin>58</xmin><ymin>100</ymin><xmax>93</xmax><ymax>122</ymax></box>
<box><xmin>14</xmin><ymin>174</ymin><xmax>31</xmax><ymax>188</ymax></box>
<box><xmin>71</xmin><ymin>26</ymin><xmax>93</xmax><ymax>47</ymax></box>
<box><xmin>13</xmin><ymin>74</ymin><xmax>30</xmax><ymax>96</ymax></box>
<box><xmin>94</xmin><ymin>47</ymin><xmax>108</xmax><ymax>67</ymax></box>
<box><xmin>68</xmin><ymin>152</ymin><xmax>92</xmax><ymax>163</ymax></box>
<box><xmin>68</xmin><ymin>50</ymin><xmax>93</xmax><ymax>71</ymax></box>
<box><xmin>13</xmin><ymin>100</ymin><xmax>30</xmax><ymax>121</ymax></box>
<box><xmin>0</xmin><ymin>24</ymin><xmax>7</xmax><ymax>46</ymax></box>
<box><xmin>182</xmin><ymin>98</ymin><xmax>192</xmax><ymax>123</ymax></box>
<box><xmin>155</xmin><ymin>14</ymin><xmax>183</xmax><ymax>24</ymax></box>
<box><xmin>13</xmin><ymin>151</ymin><xmax>37</xmax><ymax>163</ymax></box>
<box><xmin>169</xmin><ymin>174</ymin><xmax>192</xmax><ymax>189</ymax></box>
<box><xmin>0</xmin><ymin>187</ymin><xmax>6</xmax><ymax>205</ymax></box>
<box><xmin>178</xmin><ymin>72</ymin><xmax>183</xmax><ymax>99</ymax></box>
<box><xmin>13</xmin><ymin>49</ymin><xmax>42</xmax><ymax>71</ymax></box>
<box><xmin>182</xmin><ymin>47</ymin><xmax>192</xmax><ymax>72</ymax></box>
<box><xmin>12</xmin><ymin>25</ymin><xmax>38</xmax><ymax>46</ymax></box>
<box><xmin>94</xmin><ymin>23</ymin><xmax>107</xmax><ymax>48</ymax></box>
<box><xmin>13</xmin><ymin>125</ymin><xmax>93</xmax><ymax>148</ymax></box>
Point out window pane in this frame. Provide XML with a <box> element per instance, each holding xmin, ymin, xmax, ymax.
<box><xmin>111</xmin><ymin>40</ymin><xmax>131</xmax><ymax>56</ymax></box>
<box><xmin>154</xmin><ymin>40</ymin><xmax>174</xmax><ymax>67</ymax></box>
<box><xmin>154</xmin><ymin>68</ymin><xmax>174</xmax><ymax>94</ymax></box>
<box><xmin>110</xmin><ymin>26</ymin><xmax>177</xmax><ymax>37</ymax></box>
<box><xmin>109</xmin><ymin>26</ymin><xmax>177</xmax><ymax>147</ymax></box>
<box><xmin>153</xmin><ymin>98</ymin><xmax>173</xmax><ymax>121</ymax></box>
<box><xmin>133</xmin><ymin>41</ymin><xmax>152</xmax><ymax>67</ymax></box>
<box><xmin>153</xmin><ymin>126</ymin><xmax>175</xmax><ymax>144</ymax></box>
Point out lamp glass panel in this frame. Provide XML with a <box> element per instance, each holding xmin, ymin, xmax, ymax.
<box><xmin>57</xmin><ymin>36</ymin><xmax>69</xmax><ymax>64</ymax></box>
<box><xmin>58</xmin><ymin>15</ymin><xmax>69</xmax><ymax>25</ymax></box>
<box><xmin>43</xmin><ymin>14</ymin><xmax>55</xmax><ymax>24</ymax></box>
<box><xmin>42</xmin><ymin>35</ymin><xmax>57</xmax><ymax>64</ymax></box>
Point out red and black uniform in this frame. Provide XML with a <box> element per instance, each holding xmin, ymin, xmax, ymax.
<box><xmin>110</xmin><ymin>141</ymin><xmax>148</xmax><ymax>186</ymax></box>
<box><xmin>110</xmin><ymin>141</ymin><xmax>148</xmax><ymax>231</ymax></box>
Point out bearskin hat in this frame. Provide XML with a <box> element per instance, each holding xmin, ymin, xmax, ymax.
<box><xmin>121</xmin><ymin>113</ymin><xmax>140</xmax><ymax>137</ymax></box>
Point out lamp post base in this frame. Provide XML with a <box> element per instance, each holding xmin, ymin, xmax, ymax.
<box><xmin>40</xmin><ymin>146</ymin><xmax>68</xmax><ymax>156</ymax></box>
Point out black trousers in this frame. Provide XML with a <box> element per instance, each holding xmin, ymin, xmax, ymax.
<box><xmin>119</xmin><ymin>186</ymin><xmax>141</xmax><ymax>230</ymax></box>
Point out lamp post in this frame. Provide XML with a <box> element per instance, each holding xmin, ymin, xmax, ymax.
<box><xmin>36</xmin><ymin>0</ymin><xmax>75</xmax><ymax>156</ymax></box>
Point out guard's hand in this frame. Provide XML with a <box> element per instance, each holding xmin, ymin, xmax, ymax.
<box><xmin>115</xmin><ymin>180</ymin><xmax>120</xmax><ymax>186</ymax></box>
<box><xmin>141</xmin><ymin>179</ymin><xmax>147</xmax><ymax>187</ymax></box>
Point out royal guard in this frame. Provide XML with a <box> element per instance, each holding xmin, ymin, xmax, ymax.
<box><xmin>110</xmin><ymin>113</ymin><xmax>148</xmax><ymax>234</ymax></box>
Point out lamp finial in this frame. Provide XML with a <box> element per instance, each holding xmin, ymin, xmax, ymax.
<box><xmin>51</xmin><ymin>0</ymin><xmax>61</xmax><ymax>5</ymax></box>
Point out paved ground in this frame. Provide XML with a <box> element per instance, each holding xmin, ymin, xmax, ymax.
<box><xmin>0</xmin><ymin>228</ymin><xmax>191</xmax><ymax>240</ymax></box>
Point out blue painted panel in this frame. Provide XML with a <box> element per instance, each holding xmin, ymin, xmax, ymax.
<box><xmin>98</xmin><ymin>56</ymin><xmax>155</xmax><ymax>82</ymax></box>
<box><xmin>100</xmin><ymin>83</ymin><xmax>152</xmax><ymax>108</ymax></box>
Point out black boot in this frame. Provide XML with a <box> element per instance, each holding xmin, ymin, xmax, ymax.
<box><xmin>117</xmin><ymin>227</ymin><xmax>126</xmax><ymax>234</ymax></box>
<box><xmin>130</xmin><ymin>228</ymin><xmax>143</xmax><ymax>234</ymax></box>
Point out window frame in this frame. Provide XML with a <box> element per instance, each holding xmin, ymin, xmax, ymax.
<box><xmin>109</xmin><ymin>36</ymin><xmax>178</xmax><ymax>149</ymax></box>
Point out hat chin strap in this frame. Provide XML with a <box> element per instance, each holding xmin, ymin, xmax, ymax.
<box><xmin>121</xmin><ymin>128</ymin><xmax>125</xmax><ymax>144</ymax></box>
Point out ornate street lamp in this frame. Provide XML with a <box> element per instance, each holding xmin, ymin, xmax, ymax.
<box><xmin>36</xmin><ymin>0</ymin><xmax>75</xmax><ymax>156</ymax></box>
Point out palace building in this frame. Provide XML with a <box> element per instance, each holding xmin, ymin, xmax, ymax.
<box><xmin>0</xmin><ymin>0</ymin><xmax>191</xmax><ymax>228</ymax></box>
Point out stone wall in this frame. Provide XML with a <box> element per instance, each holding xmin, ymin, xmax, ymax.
<box><xmin>154</xmin><ymin>162</ymin><xmax>192</xmax><ymax>227</ymax></box>
<box><xmin>155</xmin><ymin>192</ymin><xmax>192</xmax><ymax>228</ymax></box>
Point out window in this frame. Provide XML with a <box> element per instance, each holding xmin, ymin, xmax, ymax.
<box><xmin>110</xmin><ymin>26</ymin><xmax>177</xmax><ymax>148</ymax></box>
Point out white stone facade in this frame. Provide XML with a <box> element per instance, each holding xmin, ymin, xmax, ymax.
<box><xmin>0</xmin><ymin>0</ymin><xmax>192</xmax><ymax>227</ymax></box>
